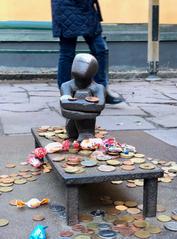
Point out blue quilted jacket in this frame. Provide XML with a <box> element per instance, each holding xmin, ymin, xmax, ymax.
<box><xmin>51</xmin><ymin>0</ymin><xmax>102</xmax><ymax>38</ymax></box>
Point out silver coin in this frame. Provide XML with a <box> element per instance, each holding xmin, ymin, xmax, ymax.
<box><xmin>164</xmin><ymin>222</ymin><xmax>177</xmax><ymax>231</ymax></box>
<box><xmin>91</xmin><ymin>209</ymin><xmax>105</xmax><ymax>217</ymax></box>
<box><xmin>98</xmin><ymin>223</ymin><xmax>111</xmax><ymax>231</ymax></box>
<box><xmin>98</xmin><ymin>230</ymin><xmax>117</xmax><ymax>239</ymax></box>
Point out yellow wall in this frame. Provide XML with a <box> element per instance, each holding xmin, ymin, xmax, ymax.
<box><xmin>0</xmin><ymin>0</ymin><xmax>177</xmax><ymax>24</ymax></box>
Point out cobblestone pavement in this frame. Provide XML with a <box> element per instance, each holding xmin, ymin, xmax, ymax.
<box><xmin>0</xmin><ymin>79</ymin><xmax>177</xmax><ymax>146</ymax></box>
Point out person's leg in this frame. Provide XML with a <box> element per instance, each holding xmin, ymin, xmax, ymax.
<box><xmin>84</xmin><ymin>34</ymin><xmax>124</xmax><ymax>104</ymax></box>
<box><xmin>84</xmin><ymin>34</ymin><xmax>108</xmax><ymax>87</ymax></box>
<box><xmin>57</xmin><ymin>36</ymin><xmax>77</xmax><ymax>88</ymax></box>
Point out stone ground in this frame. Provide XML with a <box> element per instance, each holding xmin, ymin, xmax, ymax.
<box><xmin>0</xmin><ymin>79</ymin><xmax>177</xmax><ymax>239</ymax></box>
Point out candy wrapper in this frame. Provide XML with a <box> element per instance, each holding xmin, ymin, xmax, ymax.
<box><xmin>16</xmin><ymin>198</ymin><xmax>49</xmax><ymax>208</ymax></box>
<box><xmin>45</xmin><ymin>142</ymin><xmax>63</xmax><ymax>153</ymax></box>
<box><xmin>27</xmin><ymin>155</ymin><xmax>43</xmax><ymax>168</ymax></box>
<box><xmin>29</xmin><ymin>225</ymin><xmax>48</xmax><ymax>239</ymax></box>
<box><xmin>81</xmin><ymin>138</ymin><xmax>103</xmax><ymax>150</ymax></box>
<box><xmin>34</xmin><ymin>147</ymin><xmax>47</xmax><ymax>159</ymax></box>
<box><xmin>62</xmin><ymin>140</ymin><xmax>70</xmax><ymax>151</ymax></box>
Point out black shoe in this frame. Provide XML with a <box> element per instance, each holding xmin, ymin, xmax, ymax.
<box><xmin>106</xmin><ymin>93</ymin><xmax>124</xmax><ymax>104</ymax></box>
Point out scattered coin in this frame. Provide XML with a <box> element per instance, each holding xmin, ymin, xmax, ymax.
<box><xmin>160</xmin><ymin>177</ymin><xmax>172</xmax><ymax>183</ymax></box>
<box><xmin>107</xmin><ymin>160</ymin><xmax>121</xmax><ymax>166</ymax></box>
<box><xmin>123</xmin><ymin>160</ymin><xmax>134</xmax><ymax>165</ymax></box>
<box><xmin>133</xmin><ymin>220</ymin><xmax>147</xmax><ymax>228</ymax></box>
<box><xmin>9</xmin><ymin>199</ymin><xmax>17</xmax><ymax>206</ymax></box>
<box><xmin>73</xmin><ymin>234</ymin><xmax>91</xmax><ymax>239</ymax></box>
<box><xmin>98</xmin><ymin>229</ymin><xmax>117</xmax><ymax>239</ymax></box>
<box><xmin>111</xmin><ymin>181</ymin><xmax>123</xmax><ymax>185</ymax></box>
<box><xmin>79</xmin><ymin>214</ymin><xmax>93</xmax><ymax>222</ymax></box>
<box><xmin>134</xmin><ymin>179</ymin><xmax>144</xmax><ymax>187</ymax></box>
<box><xmin>60</xmin><ymin>230</ymin><xmax>74</xmax><ymax>237</ymax></box>
<box><xmin>134</xmin><ymin>154</ymin><xmax>145</xmax><ymax>158</ymax></box>
<box><xmin>52</xmin><ymin>155</ymin><xmax>65</xmax><ymax>162</ymax></box>
<box><xmin>125</xmin><ymin>201</ymin><xmax>138</xmax><ymax>208</ymax></box>
<box><xmin>120</xmin><ymin>165</ymin><xmax>135</xmax><ymax>171</ymax></box>
<box><xmin>126</xmin><ymin>182</ymin><xmax>136</xmax><ymax>188</ymax></box>
<box><xmin>114</xmin><ymin>201</ymin><xmax>124</xmax><ymax>206</ymax></box>
<box><xmin>27</xmin><ymin>176</ymin><xmax>38</xmax><ymax>182</ymax></box>
<box><xmin>120</xmin><ymin>152</ymin><xmax>134</xmax><ymax>159</ymax></box>
<box><xmin>171</xmin><ymin>215</ymin><xmax>177</xmax><ymax>221</ymax></box>
<box><xmin>85</xmin><ymin>96</ymin><xmax>99</xmax><ymax>103</ymax></box>
<box><xmin>97</xmin><ymin>165</ymin><xmax>116</xmax><ymax>172</ymax></box>
<box><xmin>147</xmin><ymin>225</ymin><xmax>161</xmax><ymax>234</ymax></box>
<box><xmin>139</xmin><ymin>163</ymin><xmax>155</xmax><ymax>170</ymax></box>
<box><xmin>157</xmin><ymin>215</ymin><xmax>171</xmax><ymax>222</ymax></box>
<box><xmin>79</xmin><ymin>150</ymin><xmax>92</xmax><ymax>156</ymax></box>
<box><xmin>0</xmin><ymin>186</ymin><xmax>13</xmax><ymax>193</ymax></box>
<box><xmin>32</xmin><ymin>214</ymin><xmax>45</xmax><ymax>221</ymax></box>
<box><xmin>14</xmin><ymin>179</ymin><xmax>27</xmax><ymax>185</ymax></box>
<box><xmin>103</xmin><ymin>215</ymin><xmax>117</xmax><ymax>223</ymax></box>
<box><xmin>98</xmin><ymin>223</ymin><xmax>111</xmax><ymax>231</ymax></box>
<box><xmin>6</xmin><ymin>163</ymin><xmax>16</xmax><ymax>168</ymax></box>
<box><xmin>97</xmin><ymin>155</ymin><xmax>112</xmax><ymax>161</ymax></box>
<box><xmin>131</xmin><ymin>157</ymin><xmax>145</xmax><ymax>164</ymax></box>
<box><xmin>0</xmin><ymin>219</ymin><xmax>9</xmax><ymax>227</ymax></box>
<box><xmin>127</xmin><ymin>208</ymin><xmax>141</xmax><ymax>215</ymax></box>
<box><xmin>81</xmin><ymin>160</ymin><xmax>97</xmax><ymax>167</ymax></box>
<box><xmin>2</xmin><ymin>178</ymin><xmax>14</xmax><ymax>184</ymax></box>
<box><xmin>157</xmin><ymin>204</ymin><xmax>166</xmax><ymax>213</ymax></box>
<box><xmin>134</xmin><ymin>230</ymin><xmax>150</xmax><ymax>238</ymax></box>
<box><xmin>64</xmin><ymin>166</ymin><xmax>80</xmax><ymax>174</ymax></box>
<box><xmin>115</xmin><ymin>205</ymin><xmax>127</xmax><ymax>211</ymax></box>
<box><xmin>0</xmin><ymin>183</ymin><xmax>14</xmax><ymax>187</ymax></box>
<box><xmin>164</xmin><ymin>221</ymin><xmax>177</xmax><ymax>231</ymax></box>
<box><xmin>120</xmin><ymin>215</ymin><xmax>134</xmax><ymax>223</ymax></box>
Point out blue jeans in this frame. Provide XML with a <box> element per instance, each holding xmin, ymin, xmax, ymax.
<box><xmin>57</xmin><ymin>34</ymin><xmax>108</xmax><ymax>88</ymax></box>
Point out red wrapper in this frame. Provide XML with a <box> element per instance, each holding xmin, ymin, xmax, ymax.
<box><xmin>34</xmin><ymin>147</ymin><xmax>47</xmax><ymax>159</ymax></box>
<box><xmin>73</xmin><ymin>141</ymin><xmax>80</xmax><ymax>150</ymax></box>
<box><xmin>62</xmin><ymin>140</ymin><xmax>70</xmax><ymax>151</ymax></box>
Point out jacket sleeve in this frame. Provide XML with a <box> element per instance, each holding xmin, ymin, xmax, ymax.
<box><xmin>94</xmin><ymin>0</ymin><xmax>103</xmax><ymax>22</ymax></box>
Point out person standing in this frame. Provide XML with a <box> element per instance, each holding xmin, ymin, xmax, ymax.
<box><xmin>51</xmin><ymin>0</ymin><xmax>123</xmax><ymax>104</ymax></box>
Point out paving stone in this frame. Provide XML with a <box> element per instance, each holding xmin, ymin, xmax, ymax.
<box><xmin>0</xmin><ymin>110</ymin><xmax>65</xmax><ymax>134</ymax></box>
<box><xmin>148</xmin><ymin>114</ymin><xmax>177</xmax><ymax>128</ymax></box>
<box><xmin>28</xmin><ymin>91</ymin><xmax>60</xmax><ymax>97</ymax></box>
<box><xmin>139</xmin><ymin>104</ymin><xmax>177</xmax><ymax>117</ymax></box>
<box><xmin>0</xmin><ymin>103</ymin><xmax>47</xmax><ymax>112</ymax></box>
<box><xmin>102</xmin><ymin>102</ymin><xmax>146</xmax><ymax>116</ymax></box>
<box><xmin>0</xmin><ymin>92</ymin><xmax>28</xmax><ymax>104</ymax></box>
<box><xmin>96</xmin><ymin>116</ymin><xmax>155</xmax><ymax>130</ymax></box>
<box><xmin>146</xmin><ymin>129</ymin><xmax>177</xmax><ymax>147</ymax></box>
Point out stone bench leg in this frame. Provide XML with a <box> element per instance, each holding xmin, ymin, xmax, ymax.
<box><xmin>66</xmin><ymin>185</ymin><xmax>79</xmax><ymax>226</ymax></box>
<box><xmin>143</xmin><ymin>178</ymin><xmax>158</xmax><ymax>217</ymax></box>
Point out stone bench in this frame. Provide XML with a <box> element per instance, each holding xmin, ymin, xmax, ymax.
<box><xmin>31</xmin><ymin>128</ymin><xmax>164</xmax><ymax>225</ymax></box>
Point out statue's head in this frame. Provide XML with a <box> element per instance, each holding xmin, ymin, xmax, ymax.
<box><xmin>71</xmin><ymin>53</ymin><xmax>98</xmax><ymax>88</ymax></box>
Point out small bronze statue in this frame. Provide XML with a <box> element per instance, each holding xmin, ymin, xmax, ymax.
<box><xmin>60</xmin><ymin>53</ymin><xmax>105</xmax><ymax>142</ymax></box>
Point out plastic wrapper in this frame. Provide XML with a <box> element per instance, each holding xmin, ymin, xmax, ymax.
<box><xmin>45</xmin><ymin>142</ymin><xmax>63</xmax><ymax>153</ymax></box>
<box><xmin>29</xmin><ymin>225</ymin><xmax>48</xmax><ymax>239</ymax></box>
<box><xmin>16</xmin><ymin>198</ymin><xmax>49</xmax><ymax>208</ymax></box>
<box><xmin>27</xmin><ymin>155</ymin><xmax>43</xmax><ymax>168</ymax></box>
<box><xmin>34</xmin><ymin>147</ymin><xmax>47</xmax><ymax>159</ymax></box>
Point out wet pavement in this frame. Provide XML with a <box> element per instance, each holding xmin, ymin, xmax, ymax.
<box><xmin>0</xmin><ymin>79</ymin><xmax>177</xmax><ymax>239</ymax></box>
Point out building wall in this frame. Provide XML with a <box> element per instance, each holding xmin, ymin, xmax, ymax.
<box><xmin>0</xmin><ymin>0</ymin><xmax>177</xmax><ymax>24</ymax></box>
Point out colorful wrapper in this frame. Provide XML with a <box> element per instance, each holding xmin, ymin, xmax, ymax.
<box><xmin>29</xmin><ymin>225</ymin><xmax>48</xmax><ymax>239</ymax></box>
<box><xmin>16</xmin><ymin>198</ymin><xmax>49</xmax><ymax>208</ymax></box>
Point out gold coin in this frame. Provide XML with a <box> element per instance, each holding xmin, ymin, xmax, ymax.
<box><xmin>131</xmin><ymin>157</ymin><xmax>145</xmax><ymax>164</ymax></box>
<box><xmin>52</xmin><ymin>155</ymin><xmax>65</xmax><ymax>162</ymax></box>
<box><xmin>123</xmin><ymin>160</ymin><xmax>134</xmax><ymax>165</ymax></box>
<box><xmin>160</xmin><ymin>177</ymin><xmax>172</xmax><ymax>183</ymax></box>
<box><xmin>134</xmin><ymin>154</ymin><xmax>145</xmax><ymax>158</ymax></box>
<box><xmin>134</xmin><ymin>230</ymin><xmax>150</xmax><ymax>238</ymax></box>
<box><xmin>19</xmin><ymin>168</ymin><xmax>30</xmax><ymax>173</ymax></box>
<box><xmin>2</xmin><ymin>178</ymin><xmax>14</xmax><ymax>184</ymax></box>
<box><xmin>111</xmin><ymin>181</ymin><xmax>123</xmax><ymax>185</ymax></box>
<box><xmin>120</xmin><ymin>165</ymin><xmax>135</xmax><ymax>171</ymax></box>
<box><xmin>147</xmin><ymin>226</ymin><xmax>161</xmax><ymax>234</ymax></box>
<box><xmin>0</xmin><ymin>219</ymin><xmax>9</xmax><ymax>227</ymax></box>
<box><xmin>120</xmin><ymin>215</ymin><xmax>134</xmax><ymax>223</ymax></box>
<box><xmin>0</xmin><ymin>186</ymin><xmax>13</xmax><ymax>192</ymax></box>
<box><xmin>79</xmin><ymin>150</ymin><xmax>92</xmax><ymax>156</ymax></box>
<box><xmin>32</xmin><ymin>214</ymin><xmax>45</xmax><ymax>221</ymax></box>
<box><xmin>31</xmin><ymin>172</ymin><xmax>41</xmax><ymax>176</ymax></box>
<box><xmin>171</xmin><ymin>215</ymin><xmax>177</xmax><ymax>221</ymax></box>
<box><xmin>23</xmin><ymin>174</ymin><xmax>32</xmax><ymax>179</ymax></box>
<box><xmin>114</xmin><ymin>201</ymin><xmax>124</xmax><ymax>206</ymax></box>
<box><xmin>127</xmin><ymin>208</ymin><xmax>141</xmax><ymax>215</ymax></box>
<box><xmin>6</xmin><ymin>163</ymin><xmax>16</xmax><ymax>168</ymax></box>
<box><xmin>85</xmin><ymin>96</ymin><xmax>99</xmax><ymax>103</ymax></box>
<box><xmin>79</xmin><ymin>214</ymin><xmax>93</xmax><ymax>222</ymax></box>
<box><xmin>157</xmin><ymin>215</ymin><xmax>171</xmax><ymax>222</ymax></box>
<box><xmin>75</xmin><ymin>167</ymin><xmax>86</xmax><ymax>174</ymax></box>
<box><xmin>133</xmin><ymin>220</ymin><xmax>147</xmax><ymax>228</ymax></box>
<box><xmin>107</xmin><ymin>160</ymin><xmax>121</xmax><ymax>166</ymax></box>
<box><xmin>0</xmin><ymin>183</ymin><xmax>13</xmax><ymax>187</ymax></box>
<box><xmin>64</xmin><ymin>166</ymin><xmax>80</xmax><ymax>174</ymax></box>
<box><xmin>58</xmin><ymin>133</ymin><xmax>68</xmax><ymax>139</ymax></box>
<box><xmin>97</xmin><ymin>165</ymin><xmax>116</xmax><ymax>172</ymax></box>
<box><xmin>126</xmin><ymin>183</ymin><xmax>136</xmax><ymax>188</ymax></box>
<box><xmin>134</xmin><ymin>179</ymin><xmax>144</xmax><ymax>187</ymax></box>
<box><xmin>125</xmin><ymin>201</ymin><xmax>138</xmax><ymax>208</ymax></box>
<box><xmin>103</xmin><ymin>214</ymin><xmax>117</xmax><ymax>223</ymax></box>
<box><xmin>139</xmin><ymin>163</ymin><xmax>155</xmax><ymax>170</ymax></box>
<box><xmin>14</xmin><ymin>179</ymin><xmax>27</xmax><ymax>185</ymax></box>
<box><xmin>120</xmin><ymin>152</ymin><xmax>134</xmax><ymax>159</ymax></box>
<box><xmin>115</xmin><ymin>205</ymin><xmax>128</xmax><ymax>211</ymax></box>
<box><xmin>9</xmin><ymin>199</ymin><xmax>17</xmax><ymax>206</ymax></box>
<box><xmin>27</xmin><ymin>176</ymin><xmax>38</xmax><ymax>182</ymax></box>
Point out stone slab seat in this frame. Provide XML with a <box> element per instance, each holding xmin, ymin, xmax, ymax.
<box><xmin>31</xmin><ymin>128</ymin><xmax>164</xmax><ymax>226</ymax></box>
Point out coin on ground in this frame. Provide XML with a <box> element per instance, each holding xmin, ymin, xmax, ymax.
<box><xmin>60</xmin><ymin>230</ymin><xmax>74</xmax><ymax>237</ymax></box>
<box><xmin>73</xmin><ymin>234</ymin><xmax>91</xmax><ymax>239</ymax></box>
<box><xmin>120</xmin><ymin>152</ymin><xmax>134</xmax><ymax>159</ymax></box>
<box><xmin>134</xmin><ymin>179</ymin><xmax>144</xmax><ymax>187</ymax></box>
<box><xmin>114</xmin><ymin>201</ymin><xmax>124</xmax><ymax>206</ymax></box>
<box><xmin>127</xmin><ymin>182</ymin><xmax>136</xmax><ymax>188</ymax></box>
<box><xmin>64</xmin><ymin>166</ymin><xmax>80</xmax><ymax>174</ymax></box>
<box><xmin>111</xmin><ymin>181</ymin><xmax>123</xmax><ymax>185</ymax></box>
<box><xmin>6</xmin><ymin>163</ymin><xmax>16</xmax><ymax>168</ymax></box>
<box><xmin>157</xmin><ymin>215</ymin><xmax>171</xmax><ymax>222</ymax></box>
<box><xmin>9</xmin><ymin>199</ymin><xmax>17</xmax><ymax>206</ymax></box>
<box><xmin>171</xmin><ymin>215</ymin><xmax>177</xmax><ymax>221</ymax></box>
<box><xmin>164</xmin><ymin>221</ymin><xmax>177</xmax><ymax>231</ymax></box>
<box><xmin>0</xmin><ymin>186</ymin><xmax>13</xmax><ymax>192</ymax></box>
<box><xmin>79</xmin><ymin>150</ymin><xmax>92</xmax><ymax>156</ymax></box>
<box><xmin>32</xmin><ymin>214</ymin><xmax>45</xmax><ymax>221</ymax></box>
<box><xmin>0</xmin><ymin>219</ymin><xmax>9</xmax><ymax>227</ymax></box>
<box><xmin>107</xmin><ymin>160</ymin><xmax>121</xmax><ymax>166</ymax></box>
<box><xmin>79</xmin><ymin>214</ymin><xmax>93</xmax><ymax>222</ymax></box>
<box><xmin>120</xmin><ymin>215</ymin><xmax>134</xmax><ymax>223</ymax></box>
<box><xmin>97</xmin><ymin>165</ymin><xmax>116</xmax><ymax>172</ymax></box>
<box><xmin>131</xmin><ymin>157</ymin><xmax>145</xmax><ymax>164</ymax></box>
<box><xmin>52</xmin><ymin>155</ymin><xmax>65</xmax><ymax>162</ymax></box>
<box><xmin>14</xmin><ymin>179</ymin><xmax>27</xmax><ymax>185</ymax></box>
<box><xmin>134</xmin><ymin>154</ymin><xmax>145</xmax><ymax>158</ymax></box>
<box><xmin>133</xmin><ymin>220</ymin><xmax>147</xmax><ymax>228</ymax></box>
<box><xmin>157</xmin><ymin>204</ymin><xmax>166</xmax><ymax>213</ymax></box>
<box><xmin>98</xmin><ymin>229</ymin><xmax>117</xmax><ymax>239</ymax></box>
<box><xmin>134</xmin><ymin>230</ymin><xmax>150</xmax><ymax>238</ymax></box>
